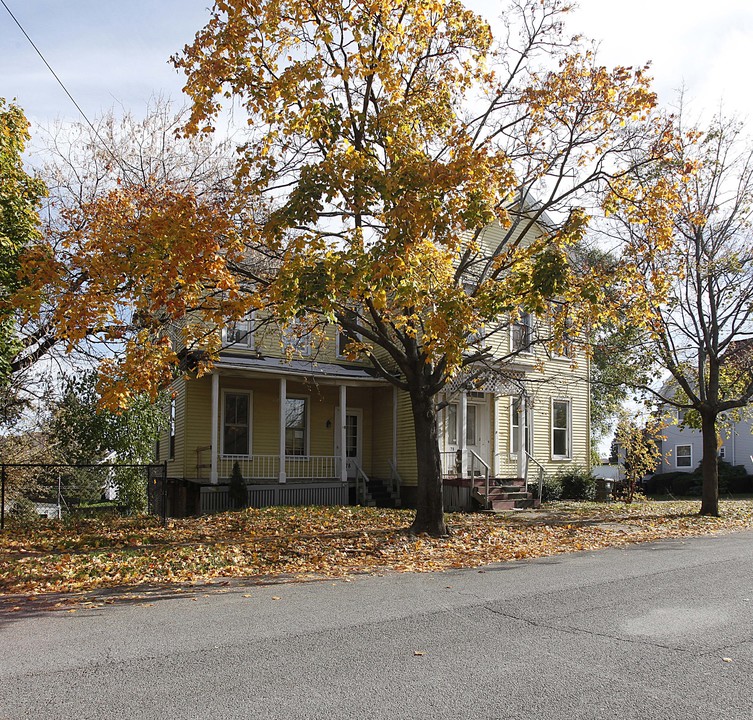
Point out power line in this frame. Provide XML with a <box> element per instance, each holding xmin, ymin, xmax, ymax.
<box><xmin>1</xmin><ymin>0</ymin><xmax>124</xmax><ymax>171</ymax></box>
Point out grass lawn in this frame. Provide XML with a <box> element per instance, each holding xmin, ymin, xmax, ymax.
<box><xmin>2</xmin><ymin>498</ymin><xmax>753</xmax><ymax>599</ymax></box>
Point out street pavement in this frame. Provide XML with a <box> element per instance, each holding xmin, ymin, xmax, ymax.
<box><xmin>1</xmin><ymin>530</ymin><xmax>753</xmax><ymax>719</ymax></box>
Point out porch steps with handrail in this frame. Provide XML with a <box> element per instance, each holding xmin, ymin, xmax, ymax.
<box><xmin>471</xmin><ymin>477</ymin><xmax>538</xmax><ymax>511</ymax></box>
<box><xmin>364</xmin><ymin>477</ymin><xmax>401</xmax><ymax>508</ymax></box>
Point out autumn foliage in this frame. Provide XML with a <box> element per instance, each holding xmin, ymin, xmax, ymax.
<box><xmin>3</xmin><ymin>501</ymin><xmax>753</xmax><ymax>598</ymax></box>
<box><xmin>14</xmin><ymin>0</ymin><xmax>686</xmax><ymax>534</ymax></box>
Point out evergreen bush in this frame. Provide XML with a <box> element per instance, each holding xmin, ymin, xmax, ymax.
<box><xmin>554</xmin><ymin>466</ymin><xmax>597</xmax><ymax>501</ymax></box>
<box><xmin>229</xmin><ymin>461</ymin><xmax>247</xmax><ymax>509</ymax></box>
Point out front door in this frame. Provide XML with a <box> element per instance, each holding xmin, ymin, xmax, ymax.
<box><xmin>443</xmin><ymin>395</ymin><xmax>490</xmax><ymax>475</ymax></box>
<box><xmin>466</xmin><ymin>399</ymin><xmax>490</xmax><ymax>469</ymax></box>
<box><xmin>334</xmin><ymin>408</ymin><xmax>362</xmax><ymax>479</ymax></box>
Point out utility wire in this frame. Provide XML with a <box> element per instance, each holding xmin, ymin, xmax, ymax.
<box><xmin>1</xmin><ymin>0</ymin><xmax>125</xmax><ymax>172</ymax></box>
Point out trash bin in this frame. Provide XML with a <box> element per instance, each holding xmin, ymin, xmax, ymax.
<box><xmin>595</xmin><ymin>478</ymin><xmax>613</xmax><ymax>501</ymax></box>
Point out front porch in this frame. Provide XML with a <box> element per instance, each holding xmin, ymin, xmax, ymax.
<box><xmin>181</xmin><ymin>358</ymin><xmax>401</xmax><ymax>513</ymax></box>
<box><xmin>438</xmin><ymin>384</ymin><xmax>541</xmax><ymax>511</ymax></box>
<box><xmin>199</xmin><ymin>480</ymin><xmax>350</xmax><ymax>513</ymax></box>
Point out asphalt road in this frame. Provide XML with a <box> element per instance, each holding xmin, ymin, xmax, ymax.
<box><xmin>2</xmin><ymin>530</ymin><xmax>753</xmax><ymax>719</ymax></box>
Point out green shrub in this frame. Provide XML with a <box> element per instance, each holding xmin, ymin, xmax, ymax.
<box><xmin>712</xmin><ymin>460</ymin><xmax>750</xmax><ymax>495</ymax></box>
<box><xmin>727</xmin><ymin>470</ymin><xmax>753</xmax><ymax>494</ymax></box>
<box><xmin>646</xmin><ymin>460</ymin><xmax>753</xmax><ymax>496</ymax></box>
<box><xmin>537</xmin><ymin>474</ymin><xmax>562</xmax><ymax>501</ymax></box>
<box><xmin>645</xmin><ymin>471</ymin><xmax>691</xmax><ymax>495</ymax></box>
<box><xmin>670</xmin><ymin>473</ymin><xmax>699</xmax><ymax>496</ymax></box>
<box><xmin>8</xmin><ymin>497</ymin><xmax>40</xmax><ymax>524</ymax></box>
<box><xmin>554</xmin><ymin>466</ymin><xmax>596</xmax><ymax>501</ymax></box>
<box><xmin>229</xmin><ymin>461</ymin><xmax>247</xmax><ymax>509</ymax></box>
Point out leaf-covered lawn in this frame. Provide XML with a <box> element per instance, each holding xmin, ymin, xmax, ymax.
<box><xmin>2</xmin><ymin>499</ymin><xmax>753</xmax><ymax>597</ymax></box>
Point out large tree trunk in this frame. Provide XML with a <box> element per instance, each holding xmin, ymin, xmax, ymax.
<box><xmin>699</xmin><ymin>409</ymin><xmax>720</xmax><ymax>516</ymax></box>
<box><xmin>408</xmin><ymin>388</ymin><xmax>448</xmax><ymax>536</ymax></box>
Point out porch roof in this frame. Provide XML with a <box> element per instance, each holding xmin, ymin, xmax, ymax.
<box><xmin>215</xmin><ymin>354</ymin><xmax>390</xmax><ymax>385</ymax></box>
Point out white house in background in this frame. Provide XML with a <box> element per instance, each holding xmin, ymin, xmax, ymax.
<box><xmin>655</xmin><ymin>411</ymin><xmax>753</xmax><ymax>474</ymax></box>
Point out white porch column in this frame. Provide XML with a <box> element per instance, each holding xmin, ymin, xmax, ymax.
<box><xmin>278</xmin><ymin>377</ymin><xmax>287</xmax><ymax>483</ymax></box>
<box><xmin>392</xmin><ymin>386</ymin><xmax>398</xmax><ymax>472</ymax></box>
<box><xmin>490</xmin><ymin>393</ymin><xmax>498</xmax><ymax>478</ymax></box>
<box><xmin>459</xmin><ymin>391</ymin><xmax>467</xmax><ymax>478</ymax></box>
<box><xmin>339</xmin><ymin>384</ymin><xmax>348</xmax><ymax>482</ymax></box>
<box><xmin>210</xmin><ymin>372</ymin><xmax>219</xmax><ymax>484</ymax></box>
<box><xmin>517</xmin><ymin>395</ymin><xmax>528</xmax><ymax>481</ymax></box>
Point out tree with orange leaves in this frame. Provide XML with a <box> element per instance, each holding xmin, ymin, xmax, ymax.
<box><xmin>19</xmin><ymin>1</ymin><xmax>681</xmax><ymax>535</ymax></box>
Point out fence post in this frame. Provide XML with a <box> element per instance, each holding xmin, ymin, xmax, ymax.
<box><xmin>1</xmin><ymin>465</ymin><xmax>5</xmax><ymax>531</ymax></box>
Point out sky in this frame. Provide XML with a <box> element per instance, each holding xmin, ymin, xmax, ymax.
<box><xmin>2</xmin><ymin>0</ymin><xmax>752</xmax><ymax>134</ymax></box>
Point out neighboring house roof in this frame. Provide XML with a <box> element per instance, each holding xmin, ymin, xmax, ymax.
<box><xmin>216</xmin><ymin>354</ymin><xmax>389</xmax><ymax>384</ymax></box>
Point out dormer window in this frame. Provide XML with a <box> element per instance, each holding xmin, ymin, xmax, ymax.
<box><xmin>223</xmin><ymin>314</ymin><xmax>254</xmax><ymax>348</ymax></box>
<box><xmin>512</xmin><ymin>311</ymin><xmax>533</xmax><ymax>353</ymax></box>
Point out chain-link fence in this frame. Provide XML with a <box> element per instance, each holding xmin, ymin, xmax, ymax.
<box><xmin>0</xmin><ymin>462</ymin><xmax>168</xmax><ymax>529</ymax></box>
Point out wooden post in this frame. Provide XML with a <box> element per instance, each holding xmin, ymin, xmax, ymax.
<box><xmin>490</xmin><ymin>393</ymin><xmax>497</xmax><ymax>478</ymax></box>
<box><xmin>392</xmin><ymin>385</ymin><xmax>398</xmax><ymax>473</ymax></box>
<box><xmin>279</xmin><ymin>377</ymin><xmax>287</xmax><ymax>483</ymax></box>
<box><xmin>210</xmin><ymin>372</ymin><xmax>219</xmax><ymax>484</ymax></box>
<box><xmin>459</xmin><ymin>392</ymin><xmax>467</xmax><ymax>478</ymax></box>
<box><xmin>339</xmin><ymin>384</ymin><xmax>347</xmax><ymax>482</ymax></box>
<box><xmin>517</xmin><ymin>395</ymin><xmax>527</xmax><ymax>481</ymax></box>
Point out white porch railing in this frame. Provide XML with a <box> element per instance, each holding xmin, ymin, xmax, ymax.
<box><xmin>219</xmin><ymin>455</ymin><xmax>280</xmax><ymax>480</ymax></box>
<box><xmin>440</xmin><ymin>450</ymin><xmax>459</xmax><ymax>478</ymax></box>
<box><xmin>524</xmin><ymin>451</ymin><xmax>546</xmax><ymax>504</ymax></box>
<box><xmin>285</xmin><ymin>455</ymin><xmax>340</xmax><ymax>479</ymax></box>
<box><xmin>469</xmin><ymin>450</ymin><xmax>491</xmax><ymax>510</ymax></box>
<box><xmin>205</xmin><ymin>454</ymin><xmax>341</xmax><ymax>481</ymax></box>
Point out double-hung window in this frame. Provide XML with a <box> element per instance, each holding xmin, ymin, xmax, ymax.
<box><xmin>223</xmin><ymin>313</ymin><xmax>254</xmax><ymax>348</ymax></box>
<box><xmin>169</xmin><ymin>397</ymin><xmax>176</xmax><ymax>460</ymax></box>
<box><xmin>511</xmin><ymin>398</ymin><xmax>530</xmax><ymax>456</ymax></box>
<box><xmin>446</xmin><ymin>404</ymin><xmax>458</xmax><ymax>445</ymax></box>
<box><xmin>676</xmin><ymin>444</ymin><xmax>692</xmax><ymax>468</ymax></box>
<box><xmin>285</xmin><ymin>397</ymin><xmax>307</xmax><ymax>456</ymax></box>
<box><xmin>551</xmin><ymin>399</ymin><xmax>571</xmax><ymax>460</ymax></box>
<box><xmin>512</xmin><ymin>311</ymin><xmax>534</xmax><ymax>353</ymax></box>
<box><xmin>223</xmin><ymin>392</ymin><xmax>251</xmax><ymax>456</ymax></box>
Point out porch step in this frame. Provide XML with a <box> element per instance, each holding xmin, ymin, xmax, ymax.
<box><xmin>482</xmin><ymin>497</ymin><xmax>538</xmax><ymax>511</ymax></box>
<box><xmin>363</xmin><ymin>477</ymin><xmax>401</xmax><ymax>509</ymax></box>
<box><xmin>472</xmin><ymin>477</ymin><xmax>540</xmax><ymax>511</ymax></box>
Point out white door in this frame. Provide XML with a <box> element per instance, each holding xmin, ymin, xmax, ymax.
<box><xmin>443</xmin><ymin>397</ymin><xmax>490</xmax><ymax>475</ymax></box>
<box><xmin>466</xmin><ymin>400</ymin><xmax>490</xmax><ymax>467</ymax></box>
<box><xmin>334</xmin><ymin>408</ymin><xmax>362</xmax><ymax>479</ymax></box>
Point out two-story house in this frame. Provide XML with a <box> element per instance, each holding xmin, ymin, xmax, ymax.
<box><xmin>156</xmin><ymin>221</ymin><xmax>592</xmax><ymax>515</ymax></box>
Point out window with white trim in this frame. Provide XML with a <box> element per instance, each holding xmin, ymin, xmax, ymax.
<box><xmin>285</xmin><ymin>397</ymin><xmax>307</xmax><ymax>456</ymax></box>
<box><xmin>512</xmin><ymin>311</ymin><xmax>534</xmax><ymax>353</ymax></box>
<box><xmin>719</xmin><ymin>446</ymin><xmax>726</xmax><ymax>460</ymax></box>
<box><xmin>551</xmin><ymin>399</ymin><xmax>571</xmax><ymax>459</ymax></box>
<box><xmin>555</xmin><ymin>319</ymin><xmax>575</xmax><ymax>359</ymax></box>
<box><xmin>223</xmin><ymin>313</ymin><xmax>254</xmax><ymax>348</ymax></box>
<box><xmin>446</xmin><ymin>404</ymin><xmax>458</xmax><ymax>445</ymax></box>
<box><xmin>222</xmin><ymin>391</ymin><xmax>251</xmax><ymax>456</ymax></box>
<box><xmin>511</xmin><ymin>398</ymin><xmax>530</xmax><ymax>456</ymax></box>
<box><xmin>676</xmin><ymin>444</ymin><xmax>692</xmax><ymax>468</ymax></box>
<box><xmin>466</xmin><ymin>404</ymin><xmax>477</xmax><ymax>446</ymax></box>
<box><xmin>169</xmin><ymin>397</ymin><xmax>176</xmax><ymax>460</ymax></box>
